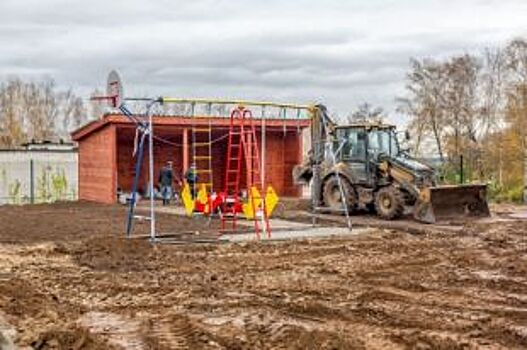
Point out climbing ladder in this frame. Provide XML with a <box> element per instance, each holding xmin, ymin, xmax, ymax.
<box><xmin>191</xmin><ymin>119</ymin><xmax>213</xmax><ymax>194</ymax></box>
<box><xmin>221</xmin><ymin>107</ymin><xmax>271</xmax><ymax>238</ymax></box>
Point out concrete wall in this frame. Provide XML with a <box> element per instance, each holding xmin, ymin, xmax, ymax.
<box><xmin>78</xmin><ymin>125</ymin><xmax>116</xmax><ymax>203</ymax></box>
<box><xmin>0</xmin><ymin>150</ymin><xmax>78</xmax><ymax>205</ymax></box>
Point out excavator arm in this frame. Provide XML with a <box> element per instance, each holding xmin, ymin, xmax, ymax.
<box><xmin>293</xmin><ymin>104</ymin><xmax>335</xmax><ymax>184</ymax></box>
<box><xmin>311</xmin><ymin>104</ymin><xmax>336</xmax><ymax>164</ymax></box>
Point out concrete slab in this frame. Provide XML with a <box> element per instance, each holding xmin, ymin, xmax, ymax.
<box><xmin>221</xmin><ymin>226</ymin><xmax>372</xmax><ymax>242</ymax></box>
<box><xmin>140</xmin><ymin>204</ymin><xmax>314</xmax><ymax>230</ymax></box>
<box><xmin>135</xmin><ymin>203</ymin><xmax>370</xmax><ymax>244</ymax></box>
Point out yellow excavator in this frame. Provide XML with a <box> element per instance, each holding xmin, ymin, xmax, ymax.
<box><xmin>293</xmin><ymin>105</ymin><xmax>490</xmax><ymax>223</ymax></box>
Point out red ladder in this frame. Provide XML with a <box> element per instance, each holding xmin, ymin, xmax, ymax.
<box><xmin>221</xmin><ymin>107</ymin><xmax>271</xmax><ymax>238</ymax></box>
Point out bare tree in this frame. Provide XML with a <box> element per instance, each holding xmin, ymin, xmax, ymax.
<box><xmin>58</xmin><ymin>89</ymin><xmax>86</xmax><ymax>136</ymax></box>
<box><xmin>442</xmin><ymin>54</ymin><xmax>480</xmax><ymax>158</ymax></box>
<box><xmin>398</xmin><ymin>58</ymin><xmax>449</xmax><ymax>160</ymax></box>
<box><xmin>0</xmin><ymin>80</ymin><xmax>26</xmax><ymax>147</ymax></box>
<box><xmin>479</xmin><ymin>47</ymin><xmax>506</xmax><ymax>184</ymax></box>
<box><xmin>401</xmin><ymin>54</ymin><xmax>481</xmax><ymax>168</ymax></box>
<box><xmin>23</xmin><ymin>80</ymin><xmax>59</xmax><ymax>142</ymax></box>
<box><xmin>504</xmin><ymin>39</ymin><xmax>527</xmax><ymax>202</ymax></box>
<box><xmin>480</xmin><ymin>47</ymin><xmax>506</xmax><ymax>134</ymax></box>
<box><xmin>505</xmin><ymin>39</ymin><xmax>527</xmax><ymax>84</ymax></box>
<box><xmin>0</xmin><ymin>78</ymin><xmax>86</xmax><ymax>147</ymax></box>
<box><xmin>347</xmin><ymin>102</ymin><xmax>384</xmax><ymax>123</ymax></box>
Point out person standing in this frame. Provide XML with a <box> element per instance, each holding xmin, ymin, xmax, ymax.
<box><xmin>185</xmin><ymin>163</ymin><xmax>199</xmax><ymax>199</ymax></box>
<box><xmin>159</xmin><ymin>161</ymin><xmax>174</xmax><ymax>206</ymax></box>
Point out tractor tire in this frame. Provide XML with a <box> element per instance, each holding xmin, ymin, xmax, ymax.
<box><xmin>322</xmin><ymin>175</ymin><xmax>357</xmax><ymax>212</ymax></box>
<box><xmin>374</xmin><ymin>186</ymin><xmax>404</xmax><ymax>220</ymax></box>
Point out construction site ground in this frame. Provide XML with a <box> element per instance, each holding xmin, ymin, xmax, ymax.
<box><xmin>1</xmin><ymin>201</ymin><xmax>527</xmax><ymax>349</ymax></box>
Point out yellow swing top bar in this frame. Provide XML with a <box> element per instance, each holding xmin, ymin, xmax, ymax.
<box><xmin>159</xmin><ymin>97</ymin><xmax>312</xmax><ymax>111</ymax></box>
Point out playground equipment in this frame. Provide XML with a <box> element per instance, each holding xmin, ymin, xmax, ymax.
<box><xmin>180</xmin><ymin>105</ymin><xmax>281</xmax><ymax>239</ymax></box>
<box><xmin>91</xmin><ymin>71</ymin><xmax>310</xmax><ymax>241</ymax></box>
<box><xmin>220</xmin><ymin>106</ymin><xmax>270</xmax><ymax>238</ymax></box>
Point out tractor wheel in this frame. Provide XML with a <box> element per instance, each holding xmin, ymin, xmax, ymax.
<box><xmin>374</xmin><ymin>186</ymin><xmax>404</xmax><ymax>220</ymax></box>
<box><xmin>322</xmin><ymin>175</ymin><xmax>357</xmax><ymax>212</ymax></box>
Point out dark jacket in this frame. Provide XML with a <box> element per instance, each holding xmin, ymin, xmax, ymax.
<box><xmin>185</xmin><ymin>168</ymin><xmax>198</xmax><ymax>183</ymax></box>
<box><xmin>159</xmin><ymin>166</ymin><xmax>173</xmax><ymax>186</ymax></box>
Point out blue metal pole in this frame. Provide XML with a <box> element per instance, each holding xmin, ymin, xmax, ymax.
<box><xmin>125</xmin><ymin>130</ymin><xmax>147</xmax><ymax>238</ymax></box>
<box><xmin>120</xmin><ymin>100</ymin><xmax>160</xmax><ymax>239</ymax></box>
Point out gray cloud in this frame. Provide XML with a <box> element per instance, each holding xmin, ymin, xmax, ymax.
<box><xmin>1</xmin><ymin>0</ymin><xmax>526</xmax><ymax>123</ymax></box>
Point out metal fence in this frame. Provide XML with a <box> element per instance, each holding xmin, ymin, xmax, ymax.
<box><xmin>0</xmin><ymin>150</ymin><xmax>78</xmax><ymax>205</ymax></box>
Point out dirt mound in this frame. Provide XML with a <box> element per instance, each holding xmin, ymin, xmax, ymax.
<box><xmin>0</xmin><ymin>278</ymin><xmax>62</xmax><ymax>317</ymax></box>
<box><xmin>71</xmin><ymin>237</ymin><xmax>154</xmax><ymax>272</ymax></box>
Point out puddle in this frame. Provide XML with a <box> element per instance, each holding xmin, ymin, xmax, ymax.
<box><xmin>78</xmin><ymin>311</ymin><xmax>144</xmax><ymax>350</ymax></box>
<box><xmin>509</xmin><ymin>211</ymin><xmax>527</xmax><ymax>219</ymax></box>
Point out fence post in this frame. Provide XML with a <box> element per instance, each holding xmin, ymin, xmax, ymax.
<box><xmin>459</xmin><ymin>154</ymin><xmax>464</xmax><ymax>184</ymax></box>
<box><xmin>30</xmin><ymin>159</ymin><xmax>35</xmax><ymax>204</ymax></box>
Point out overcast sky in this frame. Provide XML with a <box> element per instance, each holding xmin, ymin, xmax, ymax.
<box><xmin>1</xmin><ymin>0</ymin><xmax>526</xmax><ymax>123</ymax></box>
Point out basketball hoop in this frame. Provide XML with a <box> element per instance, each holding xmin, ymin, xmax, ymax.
<box><xmin>91</xmin><ymin>70</ymin><xmax>124</xmax><ymax>108</ymax></box>
<box><xmin>107</xmin><ymin>70</ymin><xmax>123</xmax><ymax>107</ymax></box>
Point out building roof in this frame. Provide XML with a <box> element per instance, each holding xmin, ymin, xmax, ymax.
<box><xmin>0</xmin><ymin>140</ymin><xmax>77</xmax><ymax>152</ymax></box>
<box><xmin>71</xmin><ymin>113</ymin><xmax>311</xmax><ymax>141</ymax></box>
<box><xmin>21</xmin><ymin>140</ymin><xmax>76</xmax><ymax>150</ymax></box>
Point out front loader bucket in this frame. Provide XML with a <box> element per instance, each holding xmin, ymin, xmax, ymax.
<box><xmin>413</xmin><ymin>184</ymin><xmax>490</xmax><ymax>224</ymax></box>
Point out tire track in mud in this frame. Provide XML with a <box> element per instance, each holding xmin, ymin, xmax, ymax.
<box><xmin>78</xmin><ymin>312</ymin><xmax>145</xmax><ymax>350</ymax></box>
<box><xmin>145</xmin><ymin>314</ymin><xmax>209</xmax><ymax>349</ymax></box>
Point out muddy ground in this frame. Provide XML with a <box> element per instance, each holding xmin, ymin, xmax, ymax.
<box><xmin>0</xmin><ymin>202</ymin><xmax>527</xmax><ymax>349</ymax></box>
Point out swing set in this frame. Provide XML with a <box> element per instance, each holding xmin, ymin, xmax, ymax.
<box><xmin>92</xmin><ymin>71</ymin><xmax>311</xmax><ymax>242</ymax></box>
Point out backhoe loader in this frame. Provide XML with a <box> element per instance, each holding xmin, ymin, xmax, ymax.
<box><xmin>293</xmin><ymin>105</ymin><xmax>490</xmax><ymax>223</ymax></box>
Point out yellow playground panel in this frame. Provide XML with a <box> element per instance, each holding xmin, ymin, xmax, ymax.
<box><xmin>242</xmin><ymin>185</ymin><xmax>280</xmax><ymax>219</ymax></box>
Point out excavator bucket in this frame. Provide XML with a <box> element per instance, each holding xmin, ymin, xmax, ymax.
<box><xmin>413</xmin><ymin>184</ymin><xmax>490</xmax><ymax>224</ymax></box>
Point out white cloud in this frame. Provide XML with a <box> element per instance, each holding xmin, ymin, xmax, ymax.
<box><xmin>1</xmin><ymin>0</ymin><xmax>526</xmax><ymax>124</ymax></box>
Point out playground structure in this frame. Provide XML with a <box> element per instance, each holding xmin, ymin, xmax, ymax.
<box><xmin>91</xmin><ymin>71</ymin><xmax>311</xmax><ymax>241</ymax></box>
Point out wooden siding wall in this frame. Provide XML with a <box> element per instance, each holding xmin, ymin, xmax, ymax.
<box><xmin>115</xmin><ymin>128</ymin><xmax>302</xmax><ymax>198</ymax></box>
<box><xmin>78</xmin><ymin>125</ymin><xmax>116</xmax><ymax>203</ymax></box>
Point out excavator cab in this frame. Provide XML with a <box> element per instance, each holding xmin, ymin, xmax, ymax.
<box><xmin>333</xmin><ymin>126</ymin><xmax>369</xmax><ymax>182</ymax></box>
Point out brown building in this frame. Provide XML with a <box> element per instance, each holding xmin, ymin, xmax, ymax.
<box><xmin>71</xmin><ymin>114</ymin><xmax>310</xmax><ymax>204</ymax></box>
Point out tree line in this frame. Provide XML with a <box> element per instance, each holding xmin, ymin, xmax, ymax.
<box><xmin>0</xmin><ymin>79</ymin><xmax>94</xmax><ymax>148</ymax></box>
<box><xmin>399</xmin><ymin>38</ymin><xmax>527</xmax><ymax>202</ymax></box>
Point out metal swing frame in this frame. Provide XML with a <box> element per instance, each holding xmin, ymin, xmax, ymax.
<box><xmin>94</xmin><ymin>80</ymin><xmax>313</xmax><ymax>242</ymax></box>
